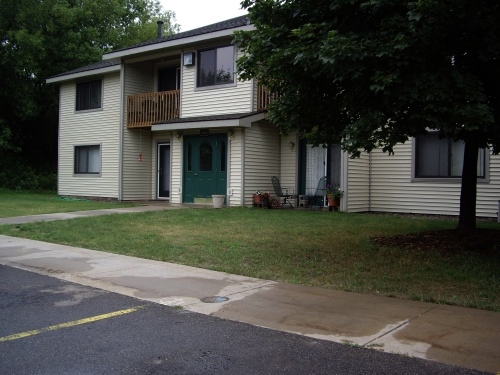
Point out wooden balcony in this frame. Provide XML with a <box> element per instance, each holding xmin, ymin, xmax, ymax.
<box><xmin>127</xmin><ymin>90</ymin><xmax>180</xmax><ymax>128</ymax></box>
<box><xmin>257</xmin><ymin>84</ymin><xmax>278</xmax><ymax>111</ymax></box>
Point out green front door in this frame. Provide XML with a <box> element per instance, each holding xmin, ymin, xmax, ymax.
<box><xmin>183</xmin><ymin>134</ymin><xmax>227</xmax><ymax>203</ymax></box>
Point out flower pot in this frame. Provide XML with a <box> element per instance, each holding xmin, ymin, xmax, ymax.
<box><xmin>327</xmin><ymin>194</ymin><xmax>340</xmax><ymax>207</ymax></box>
<box><xmin>253</xmin><ymin>194</ymin><xmax>262</xmax><ymax>204</ymax></box>
<box><xmin>212</xmin><ymin>195</ymin><xmax>225</xmax><ymax>208</ymax></box>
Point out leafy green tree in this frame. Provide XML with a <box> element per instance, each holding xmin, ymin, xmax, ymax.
<box><xmin>0</xmin><ymin>0</ymin><xmax>178</xmax><ymax>186</ymax></box>
<box><xmin>235</xmin><ymin>0</ymin><xmax>499</xmax><ymax>230</ymax></box>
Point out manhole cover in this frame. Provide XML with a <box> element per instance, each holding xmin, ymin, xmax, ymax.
<box><xmin>200</xmin><ymin>296</ymin><xmax>229</xmax><ymax>303</ymax></box>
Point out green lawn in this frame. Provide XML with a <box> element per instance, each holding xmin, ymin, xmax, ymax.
<box><xmin>0</xmin><ymin>206</ymin><xmax>498</xmax><ymax>311</ymax></box>
<box><xmin>0</xmin><ymin>190</ymin><xmax>135</xmax><ymax>217</ymax></box>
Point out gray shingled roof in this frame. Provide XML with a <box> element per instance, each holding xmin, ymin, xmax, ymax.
<box><xmin>48</xmin><ymin>60</ymin><xmax>121</xmax><ymax>79</ymax></box>
<box><xmin>109</xmin><ymin>15</ymin><xmax>250</xmax><ymax>55</ymax></box>
<box><xmin>48</xmin><ymin>15</ymin><xmax>250</xmax><ymax>80</ymax></box>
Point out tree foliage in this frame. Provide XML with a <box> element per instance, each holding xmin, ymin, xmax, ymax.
<box><xmin>235</xmin><ymin>0</ymin><xmax>500</xmax><ymax>229</ymax></box>
<box><xmin>0</xmin><ymin>0</ymin><xmax>178</xmax><ymax>182</ymax></box>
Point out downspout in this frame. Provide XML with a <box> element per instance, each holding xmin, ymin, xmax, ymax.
<box><xmin>341</xmin><ymin>150</ymin><xmax>348</xmax><ymax>212</ymax></box>
<box><xmin>369</xmin><ymin>151</ymin><xmax>372</xmax><ymax>212</ymax></box>
<box><xmin>57</xmin><ymin>87</ymin><xmax>62</xmax><ymax>195</ymax></box>
<box><xmin>241</xmin><ymin>129</ymin><xmax>246</xmax><ymax>207</ymax></box>
<box><xmin>250</xmin><ymin>77</ymin><xmax>255</xmax><ymax>112</ymax></box>
<box><xmin>241</xmin><ymin>77</ymin><xmax>255</xmax><ymax>207</ymax></box>
<box><xmin>118</xmin><ymin>62</ymin><xmax>125</xmax><ymax>201</ymax></box>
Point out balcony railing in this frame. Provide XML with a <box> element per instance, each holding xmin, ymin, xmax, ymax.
<box><xmin>257</xmin><ymin>84</ymin><xmax>278</xmax><ymax>111</ymax></box>
<box><xmin>127</xmin><ymin>90</ymin><xmax>180</xmax><ymax>128</ymax></box>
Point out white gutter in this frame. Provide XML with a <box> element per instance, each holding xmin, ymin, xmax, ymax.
<box><xmin>46</xmin><ymin>64</ymin><xmax>121</xmax><ymax>84</ymax></box>
<box><xmin>103</xmin><ymin>25</ymin><xmax>255</xmax><ymax>61</ymax></box>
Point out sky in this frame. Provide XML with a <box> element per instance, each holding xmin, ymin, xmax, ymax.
<box><xmin>160</xmin><ymin>0</ymin><xmax>247</xmax><ymax>32</ymax></box>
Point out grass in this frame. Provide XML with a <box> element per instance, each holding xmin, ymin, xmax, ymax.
<box><xmin>0</xmin><ymin>189</ymin><xmax>135</xmax><ymax>217</ymax></box>
<box><xmin>0</xmin><ymin>206</ymin><xmax>498</xmax><ymax>311</ymax></box>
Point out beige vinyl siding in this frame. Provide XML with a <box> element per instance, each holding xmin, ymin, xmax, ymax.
<box><xmin>280</xmin><ymin>133</ymin><xmax>298</xmax><ymax>199</ymax></box>
<box><xmin>228</xmin><ymin>128</ymin><xmax>243</xmax><ymax>206</ymax></box>
<box><xmin>370</xmin><ymin>142</ymin><xmax>500</xmax><ymax>217</ymax></box>
<box><xmin>58</xmin><ymin>73</ymin><xmax>121</xmax><ymax>198</ymax></box>
<box><xmin>479</xmin><ymin>153</ymin><xmax>500</xmax><ymax>217</ymax></box>
<box><xmin>170</xmin><ymin>135</ymin><xmax>183</xmax><ymax>203</ymax></box>
<box><xmin>346</xmin><ymin>152</ymin><xmax>370</xmax><ymax>212</ymax></box>
<box><xmin>122</xmin><ymin>62</ymin><xmax>154</xmax><ymax>200</ymax></box>
<box><xmin>181</xmin><ymin>49</ymin><xmax>252</xmax><ymax>117</ymax></box>
<box><xmin>243</xmin><ymin>122</ymin><xmax>280</xmax><ymax>206</ymax></box>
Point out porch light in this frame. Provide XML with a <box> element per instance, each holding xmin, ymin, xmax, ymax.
<box><xmin>183</xmin><ymin>52</ymin><xmax>195</xmax><ymax>66</ymax></box>
<box><xmin>288</xmin><ymin>141</ymin><xmax>295</xmax><ymax>151</ymax></box>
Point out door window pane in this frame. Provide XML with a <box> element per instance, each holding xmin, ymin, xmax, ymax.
<box><xmin>160</xmin><ymin>145</ymin><xmax>170</xmax><ymax>197</ymax></box>
<box><xmin>199</xmin><ymin>142</ymin><xmax>212</xmax><ymax>171</ymax></box>
<box><xmin>220</xmin><ymin>141</ymin><xmax>226</xmax><ymax>172</ymax></box>
<box><xmin>187</xmin><ymin>143</ymin><xmax>192</xmax><ymax>171</ymax></box>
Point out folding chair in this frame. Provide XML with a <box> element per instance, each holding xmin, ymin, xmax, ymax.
<box><xmin>308</xmin><ymin>176</ymin><xmax>328</xmax><ymax>208</ymax></box>
<box><xmin>271</xmin><ymin>176</ymin><xmax>297</xmax><ymax>207</ymax></box>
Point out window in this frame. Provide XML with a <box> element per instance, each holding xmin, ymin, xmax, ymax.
<box><xmin>220</xmin><ymin>141</ymin><xmax>226</xmax><ymax>172</ymax></box>
<box><xmin>199</xmin><ymin>142</ymin><xmax>213</xmax><ymax>171</ymax></box>
<box><xmin>75</xmin><ymin>145</ymin><xmax>101</xmax><ymax>174</ymax></box>
<box><xmin>76</xmin><ymin>79</ymin><xmax>102</xmax><ymax>110</ymax></box>
<box><xmin>197</xmin><ymin>46</ymin><xmax>234</xmax><ymax>87</ymax></box>
<box><xmin>415</xmin><ymin>133</ymin><xmax>485</xmax><ymax>178</ymax></box>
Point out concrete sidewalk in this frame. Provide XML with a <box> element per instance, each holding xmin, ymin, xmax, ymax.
<box><xmin>0</xmin><ymin>207</ymin><xmax>498</xmax><ymax>373</ymax></box>
<box><xmin>0</xmin><ymin>203</ymin><xmax>191</xmax><ymax>225</ymax></box>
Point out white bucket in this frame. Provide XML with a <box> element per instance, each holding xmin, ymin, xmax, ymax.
<box><xmin>212</xmin><ymin>195</ymin><xmax>225</xmax><ymax>209</ymax></box>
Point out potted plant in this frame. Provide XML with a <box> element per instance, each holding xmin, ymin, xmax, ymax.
<box><xmin>253</xmin><ymin>191</ymin><xmax>264</xmax><ymax>204</ymax></box>
<box><xmin>325</xmin><ymin>184</ymin><xmax>343</xmax><ymax>207</ymax></box>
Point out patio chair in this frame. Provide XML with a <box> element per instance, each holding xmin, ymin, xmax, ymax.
<box><xmin>271</xmin><ymin>176</ymin><xmax>297</xmax><ymax>207</ymax></box>
<box><xmin>308</xmin><ymin>176</ymin><xmax>328</xmax><ymax>208</ymax></box>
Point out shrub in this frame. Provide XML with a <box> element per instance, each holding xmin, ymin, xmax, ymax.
<box><xmin>0</xmin><ymin>156</ymin><xmax>56</xmax><ymax>192</ymax></box>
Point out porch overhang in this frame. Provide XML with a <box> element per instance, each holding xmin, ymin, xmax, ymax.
<box><xmin>151</xmin><ymin>111</ymin><xmax>266</xmax><ymax>131</ymax></box>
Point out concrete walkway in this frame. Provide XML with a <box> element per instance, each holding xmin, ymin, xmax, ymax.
<box><xmin>0</xmin><ymin>206</ymin><xmax>498</xmax><ymax>373</ymax></box>
<box><xmin>0</xmin><ymin>203</ymin><xmax>194</xmax><ymax>225</ymax></box>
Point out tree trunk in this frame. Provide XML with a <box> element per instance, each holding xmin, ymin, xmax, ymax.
<box><xmin>458</xmin><ymin>138</ymin><xmax>479</xmax><ymax>231</ymax></box>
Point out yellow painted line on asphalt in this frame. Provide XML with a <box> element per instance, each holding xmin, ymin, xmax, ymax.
<box><xmin>0</xmin><ymin>305</ymin><xmax>146</xmax><ymax>343</ymax></box>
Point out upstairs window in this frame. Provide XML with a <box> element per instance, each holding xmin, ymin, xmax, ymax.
<box><xmin>75</xmin><ymin>145</ymin><xmax>101</xmax><ymax>174</ymax></box>
<box><xmin>76</xmin><ymin>79</ymin><xmax>102</xmax><ymax>111</ymax></box>
<box><xmin>415</xmin><ymin>133</ymin><xmax>485</xmax><ymax>178</ymax></box>
<box><xmin>197</xmin><ymin>46</ymin><xmax>234</xmax><ymax>87</ymax></box>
